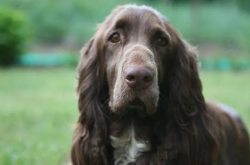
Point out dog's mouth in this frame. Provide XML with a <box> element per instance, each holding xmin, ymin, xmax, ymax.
<box><xmin>126</xmin><ymin>98</ymin><xmax>147</xmax><ymax>116</ymax></box>
<box><xmin>127</xmin><ymin>98</ymin><xmax>145</xmax><ymax>110</ymax></box>
<box><xmin>110</xmin><ymin>84</ymin><xmax>159</xmax><ymax>115</ymax></box>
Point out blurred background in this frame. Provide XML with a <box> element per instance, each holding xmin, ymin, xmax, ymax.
<box><xmin>0</xmin><ymin>0</ymin><xmax>249</xmax><ymax>164</ymax></box>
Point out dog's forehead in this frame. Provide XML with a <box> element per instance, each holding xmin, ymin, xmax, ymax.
<box><xmin>107</xmin><ymin>5</ymin><xmax>168</xmax><ymax>26</ymax></box>
<box><xmin>136</xmin><ymin>5</ymin><xmax>166</xmax><ymax>20</ymax></box>
<box><xmin>123</xmin><ymin>5</ymin><xmax>166</xmax><ymax>18</ymax></box>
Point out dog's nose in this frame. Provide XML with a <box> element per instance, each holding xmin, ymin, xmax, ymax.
<box><xmin>125</xmin><ymin>66</ymin><xmax>154</xmax><ymax>88</ymax></box>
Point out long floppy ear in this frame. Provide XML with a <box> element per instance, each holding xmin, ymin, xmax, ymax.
<box><xmin>163</xmin><ymin>25</ymin><xmax>218</xmax><ymax>165</ymax></box>
<box><xmin>71</xmin><ymin>35</ymin><xmax>108</xmax><ymax>165</ymax></box>
<box><xmin>166</xmin><ymin>32</ymin><xmax>204</xmax><ymax>125</ymax></box>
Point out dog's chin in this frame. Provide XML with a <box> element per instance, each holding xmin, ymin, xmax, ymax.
<box><xmin>110</xmin><ymin>97</ymin><xmax>157</xmax><ymax>117</ymax></box>
<box><xmin>127</xmin><ymin>98</ymin><xmax>145</xmax><ymax>111</ymax></box>
<box><xmin>126</xmin><ymin>98</ymin><xmax>147</xmax><ymax>117</ymax></box>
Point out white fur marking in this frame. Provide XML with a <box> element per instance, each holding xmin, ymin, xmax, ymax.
<box><xmin>110</xmin><ymin>125</ymin><xmax>150</xmax><ymax>165</ymax></box>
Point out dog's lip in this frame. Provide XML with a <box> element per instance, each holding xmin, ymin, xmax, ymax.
<box><xmin>127</xmin><ymin>98</ymin><xmax>146</xmax><ymax>110</ymax></box>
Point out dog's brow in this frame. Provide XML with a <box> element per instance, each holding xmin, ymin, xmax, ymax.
<box><xmin>114</xmin><ymin>18</ymin><xmax>130</xmax><ymax>29</ymax></box>
<box><xmin>151</xmin><ymin>26</ymin><xmax>171</xmax><ymax>40</ymax></box>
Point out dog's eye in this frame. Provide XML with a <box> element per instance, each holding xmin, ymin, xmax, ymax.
<box><xmin>156</xmin><ymin>36</ymin><xmax>168</xmax><ymax>46</ymax></box>
<box><xmin>109</xmin><ymin>33</ymin><xmax>120</xmax><ymax>43</ymax></box>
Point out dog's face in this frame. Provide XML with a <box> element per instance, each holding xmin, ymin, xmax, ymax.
<box><xmin>99</xmin><ymin>5</ymin><xmax>175</xmax><ymax>115</ymax></box>
<box><xmin>78</xmin><ymin>5</ymin><xmax>187</xmax><ymax>115</ymax></box>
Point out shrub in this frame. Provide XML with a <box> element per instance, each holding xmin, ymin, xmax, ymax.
<box><xmin>0</xmin><ymin>7</ymin><xmax>32</xmax><ymax>66</ymax></box>
<box><xmin>236</xmin><ymin>0</ymin><xmax>250</xmax><ymax>12</ymax></box>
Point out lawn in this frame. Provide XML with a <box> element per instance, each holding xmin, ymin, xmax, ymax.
<box><xmin>0</xmin><ymin>68</ymin><xmax>249</xmax><ymax>165</ymax></box>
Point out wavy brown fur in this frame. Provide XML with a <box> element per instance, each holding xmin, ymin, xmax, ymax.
<box><xmin>71</xmin><ymin>5</ymin><xmax>250</xmax><ymax>165</ymax></box>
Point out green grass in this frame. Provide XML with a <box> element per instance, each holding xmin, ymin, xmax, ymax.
<box><xmin>201</xmin><ymin>71</ymin><xmax>250</xmax><ymax>128</ymax></box>
<box><xmin>0</xmin><ymin>68</ymin><xmax>78</xmax><ymax>165</ymax></box>
<box><xmin>0</xmin><ymin>68</ymin><xmax>249</xmax><ymax>165</ymax></box>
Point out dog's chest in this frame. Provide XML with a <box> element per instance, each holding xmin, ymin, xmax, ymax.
<box><xmin>110</xmin><ymin>125</ymin><xmax>150</xmax><ymax>165</ymax></box>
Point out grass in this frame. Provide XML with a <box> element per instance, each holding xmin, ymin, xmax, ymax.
<box><xmin>201</xmin><ymin>71</ymin><xmax>250</xmax><ymax>127</ymax></box>
<box><xmin>0</xmin><ymin>68</ymin><xmax>77</xmax><ymax>165</ymax></box>
<box><xmin>0</xmin><ymin>68</ymin><xmax>249</xmax><ymax>165</ymax></box>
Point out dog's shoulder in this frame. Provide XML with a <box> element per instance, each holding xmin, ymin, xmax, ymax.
<box><xmin>205</xmin><ymin>101</ymin><xmax>243</xmax><ymax>125</ymax></box>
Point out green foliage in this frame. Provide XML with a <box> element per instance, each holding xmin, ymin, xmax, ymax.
<box><xmin>1</xmin><ymin>0</ymin><xmax>250</xmax><ymax>55</ymax></box>
<box><xmin>0</xmin><ymin>7</ymin><xmax>32</xmax><ymax>66</ymax></box>
<box><xmin>170</xmin><ymin>0</ymin><xmax>216</xmax><ymax>3</ymax></box>
<box><xmin>154</xmin><ymin>3</ymin><xmax>250</xmax><ymax>46</ymax></box>
<box><xmin>1</xmin><ymin>0</ymin><xmax>126</xmax><ymax>44</ymax></box>
<box><xmin>236</xmin><ymin>0</ymin><xmax>250</xmax><ymax>12</ymax></box>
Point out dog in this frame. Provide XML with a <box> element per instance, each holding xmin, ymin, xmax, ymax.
<box><xmin>71</xmin><ymin>5</ymin><xmax>250</xmax><ymax>165</ymax></box>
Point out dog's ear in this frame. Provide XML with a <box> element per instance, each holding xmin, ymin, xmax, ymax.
<box><xmin>71</xmin><ymin>34</ymin><xmax>107</xmax><ymax>165</ymax></box>
<box><xmin>161</xmin><ymin>23</ymin><xmax>204</xmax><ymax>123</ymax></box>
<box><xmin>169</xmin><ymin>36</ymin><xmax>203</xmax><ymax>121</ymax></box>
<box><xmin>161</xmin><ymin>22</ymin><xmax>218</xmax><ymax>165</ymax></box>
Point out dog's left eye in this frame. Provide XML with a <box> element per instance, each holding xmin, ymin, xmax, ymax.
<box><xmin>109</xmin><ymin>33</ymin><xmax>120</xmax><ymax>43</ymax></box>
<box><xmin>156</xmin><ymin>36</ymin><xmax>168</xmax><ymax>46</ymax></box>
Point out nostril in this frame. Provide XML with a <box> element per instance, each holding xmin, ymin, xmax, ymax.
<box><xmin>125</xmin><ymin>73</ymin><xmax>137</xmax><ymax>88</ymax></box>
<box><xmin>126</xmin><ymin>75</ymin><xmax>136</xmax><ymax>81</ymax></box>
<box><xmin>143</xmin><ymin>76</ymin><xmax>152</xmax><ymax>82</ymax></box>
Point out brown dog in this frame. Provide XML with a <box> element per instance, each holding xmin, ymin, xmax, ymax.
<box><xmin>71</xmin><ymin>5</ymin><xmax>250</xmax><ymax>165</ymax></box>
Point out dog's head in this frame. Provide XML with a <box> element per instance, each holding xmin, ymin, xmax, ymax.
<box><xmin>78</xmin><ymin>5</ymin><xmax>199</xmax><ymax>115</ymax></box>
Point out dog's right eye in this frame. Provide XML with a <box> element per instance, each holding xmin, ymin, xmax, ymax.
<box><xmin>109</xmin><ymin>33</ymin><xmax>120</xmax><ymax>43</ymax></box>
<box><xmin>155</xmin><ymin>36</ymin><xmax>168</xmax><ymax>46</ymax></box>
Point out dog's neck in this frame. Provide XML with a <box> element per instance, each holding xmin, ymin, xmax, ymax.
<box><xmin>109</xmin><ymin>113</ymin><xmax>153</xmax><ymax>165</ymax></box>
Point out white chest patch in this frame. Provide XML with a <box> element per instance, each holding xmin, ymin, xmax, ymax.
<box><xmin>110</xmin><ymin>125</ymin><xmax>150</xmax><ymax>165</ymax></box>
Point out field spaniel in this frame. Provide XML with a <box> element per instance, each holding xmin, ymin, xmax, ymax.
<box><xmin>71</xmin><ymin>5</ymin><xmax>250</xmax><ymax>165</ymax></box>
